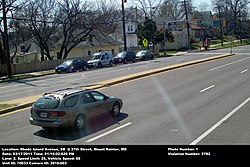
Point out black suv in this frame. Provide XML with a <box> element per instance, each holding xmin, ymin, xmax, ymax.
<box><xmin>113</xmin><ymin>51</ymin><xmax>136</xmax><ymax>64</ymax></box>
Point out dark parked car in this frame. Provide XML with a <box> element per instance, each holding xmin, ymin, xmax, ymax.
<box><xmin>29</xmin><ymin>88</ymin><xmax>123</xmax><ymax>130</ymax></box>
<box><xmin>113</xmin><ymin>51</ymin><xmax>136</xmax><ymax>64</ymax></box>
<box><xmin>136</xmin><ymin>50</ymin><xmax>154</xmax><ymax>61</ymax></box>
<box><xmin>55</xmin><ymin>59</ymin><xmax>88</xmax><ymax>73</ymax></box>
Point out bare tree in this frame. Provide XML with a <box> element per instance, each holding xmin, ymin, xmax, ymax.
<box><xmin>131</xmin><ymin>0</ymin><xmax>162</xmax><ymax>18</ymax></box>
<box><xmin>0</xmin><ymin>0</ymin><xmax>19</xmax><ymax>66</ymax></box>
<box><xmin>92</xmin><ymin>0</ymin><xmax>120</xmax><ymax>34</ymax></box>
<box><xmin>56</xmin><ymin>0</ymin><xmax>93</xmax><ymax>59</ymax></box>
<box><xmin>159</xmin><ymin>0</ymin><xmax>185</xmax><ymax>20</ymax></box>
<box><xmin>17</xmin><ymin>0</ymin><xmax>60</xmax><ymax>60</ymax></box>
<box><xmin>213</xmin><ymin>0</ymin><xmax>250</xmax><ymax>35</ymax></box>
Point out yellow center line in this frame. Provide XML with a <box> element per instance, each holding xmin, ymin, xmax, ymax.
<box><xmin>0</xmin><ymin>107</ymin><xmax>30</xmax><ymax>117</ymax></box>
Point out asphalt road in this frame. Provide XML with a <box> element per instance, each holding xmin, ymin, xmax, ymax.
<box><xmin>0</xmin><ymin>46</ymin><xmax>241</xmax><ymax>102</ymax></box>
<box><xmin>0</xmin><ymin>45</ymin><xmax>249</xmax><ymax>145</ymax></box>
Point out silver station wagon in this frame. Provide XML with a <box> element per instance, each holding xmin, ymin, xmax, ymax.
<box><xmin>29</xmin><ymin>88</ymin><xmax>123</xmax><ymax>130</ymax></box>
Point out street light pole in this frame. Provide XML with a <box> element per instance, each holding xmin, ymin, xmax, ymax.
<box><xmin>122</xmin><ymin>0</ymin><xmax>127</xmax><ymax>51</ymax></box>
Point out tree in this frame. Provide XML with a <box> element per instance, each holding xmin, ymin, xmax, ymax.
<box><xmin>0</xmin><ymin>0</ymin><xmax>22</xmax><ymax>77</ymax></box>
<box><xmin>137</xmin><ymin>19</ymin><xmax>158</xmax><ymax>45</ymax></box>
<box><xmin>92</xmin><ymin>0</ymin><xmax>120</xmax><ymax>34</ymax></box>
<box><xmin>17</xmin><ymin>0</ymin><xmax>60</xmax><ymax>61</ymax></box>
<box><xmin>56</xmin><ymin>0</ymin><xmax>94</xmax><ymax>59</ymax></box>
<box><xmin>159</xmin><ymin>0</ymin><xmax>186</xmax><ymax>20</ymax></box>
<box><xmin>132</xmin><ymin>0</ymin><xmax>162</xmax><ymax>18</ymax></box>
<box><xmin>137</xmin><ymin>18</ymin><xmax>174</xmax><ymax>49</ymax></box>
<box><xmin>212</xmin><ymin>0</ymin><xmax>250</xmax><ymax>36</ymax></box>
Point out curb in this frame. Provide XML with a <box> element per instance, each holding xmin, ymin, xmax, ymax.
<box><xmin>0</xmin><ymin>53</ymin><xmax>235</xmax><ymax>115</ymax></box>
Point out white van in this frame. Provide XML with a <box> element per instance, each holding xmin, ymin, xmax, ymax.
<box><xmin>87</xmin><ymin>51</ymin><xmax>113</xmax><ymax>68</ymax></box>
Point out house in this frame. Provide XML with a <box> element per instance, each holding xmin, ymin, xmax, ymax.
<box><xmin>11</xmin><ymin>40</ymin><xmax>41</xmax><ymax>64</ymax></box>
<box><xmin>58</xmin><ymin>32</ymin><xmax>123</xmax><ymax>60</ymax></box>
<box><xmin>154</xmin><ymin>16</ymin><xmax>189</xmax><ymax>50</ymax></box>
<box><xmin>110</xmin><ymin>19</ymin><xmax>139</xmax><ymax>50</ymax></box>
<box><xmin>190</xmin><ymin>11</ymin><xmax>218</xmax><ymax>41</ymax></box>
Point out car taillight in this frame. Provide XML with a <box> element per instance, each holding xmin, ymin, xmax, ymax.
<box><xmin>30</xmin><ymin>109</ymin><xmax>36</xmax><ymax>114</ymax></box>
<box><xmin>58</xmin><ymin>112</ymin><xmax>66</xmax><ymax>117</ymax></box>
<box><xmin>50</xmin><ymin>111</ymin><xmax>66</xmax><ymax>117</ymax></box>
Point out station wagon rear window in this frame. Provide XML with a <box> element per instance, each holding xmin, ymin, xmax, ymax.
<box><xmin>34</xmin><ymin>96</ymin><xmax>60</xmax><ymax>109</ymax></box>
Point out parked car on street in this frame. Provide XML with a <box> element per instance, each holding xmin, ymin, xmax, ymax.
<box><xmin>136</xmin><ymin>50</ymin><xmax>154</xmax><ymax>61</ymax></box>
<box><xmin>113</xmin><ymin>51</ymin><xmax>136</xmax><ymax>64</ymax></box>
<box><xmin>55</xmin><ymin>59</ymin><xmax>88</xmax><ymax>74</ymax></box>
<box><xmin>29</xmin><ymin>88</ymin><xmax>123</xmax><ymax>130</ymax></box>
<box><xmin>87</xmin><ymin>51</ymin><xmax>114</xmax><ymax>68</ymax></box>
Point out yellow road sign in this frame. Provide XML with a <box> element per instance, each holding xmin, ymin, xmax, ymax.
<box><xmin>143</xmin><ymin>38</ymin><xmax>148</xmax><ymax>46</ymax></box>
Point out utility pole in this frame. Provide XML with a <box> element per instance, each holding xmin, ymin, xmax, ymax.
<box><xmin>122</xmin><ymin>0</ymin><xmax>127</xmax><ymax>51</ymax></box>
<box><xmin>2</xmin><ymin>0</ymin><xmax>12</xmax><ymax>78</ymax></box>
<box><xmin>183</xmin><ymin>0</ymin><xmax>191</xmax><ymax>52</ymax></box>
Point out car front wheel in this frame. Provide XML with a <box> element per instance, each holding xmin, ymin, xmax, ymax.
<box><xmin>111</xmin><ymin>103</ymin><xmax>120</xmax><ymax>116</ymax></box>
<box><xmin>83</xmin><ymin>65</ymin><xmax>87</xmax><ymax>71</ymax></box>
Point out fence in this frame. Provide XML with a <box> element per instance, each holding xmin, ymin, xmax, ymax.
<box><xmin>0</xmin><ymin>59</ymin><xmax>65</xmax><ymax>77</ymax></box>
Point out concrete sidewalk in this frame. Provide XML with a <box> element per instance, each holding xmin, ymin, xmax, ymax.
<box><xmin>0</xmin><ymin>53</ymin><xmax>235</xmax><ymax>115</ymax></box>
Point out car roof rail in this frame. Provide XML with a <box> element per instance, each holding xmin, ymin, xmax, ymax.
<box><xmin>43</xmin><ymin>87</ymin><xmax>93</xmax><ymax>97</ymax></box>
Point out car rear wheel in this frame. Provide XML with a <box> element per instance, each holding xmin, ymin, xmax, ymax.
<box><xmin>74</xmin><ymin>114</ymin><xmax>86</xmax><ymax>130</ymax></box>
<box><xmin>110</xmin><ymin>61</ymin><xmax>113</xmax><ymax>66</ymax></box>
<box><xmin>111</xmin><ymin>103</ymin><xmax>120</xmax><ymax>117</ymax></box>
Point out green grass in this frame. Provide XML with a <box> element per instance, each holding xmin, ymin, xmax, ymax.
<box><xmin>0</xmin><ymin>104</ymin><xmax>17</xmax><ymax>110</ymax></box>
<box><xmin>192</xmin><ymin>38</ymin><xmax>250</xmax><ymax>50</ymax></box>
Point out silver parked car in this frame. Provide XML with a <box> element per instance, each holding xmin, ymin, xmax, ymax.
<box><xmin>29</xmin><ymin>88</ymin><xmax>123</xmax><ymax>130</ymax></box>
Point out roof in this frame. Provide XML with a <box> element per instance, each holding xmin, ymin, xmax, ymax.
<box><xmin>76</xmin><ymin>31</ymin><xmax>123</xmax><ymax>48</ymax></box>
<box><xmin>43</xmin><ymin>88</ymin><xmax>89</xmax><ymax>97</ymax></box>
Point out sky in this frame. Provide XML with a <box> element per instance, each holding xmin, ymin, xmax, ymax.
<box><xmin>193</xmin><ymin>0</ymin><xmax>212</xmax><ymax>10</ymax></box>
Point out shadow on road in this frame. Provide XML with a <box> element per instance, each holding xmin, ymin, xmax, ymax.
<box><xmin>33</xmin><ymin>112</ymin><xmax>128</xmax><ymax>141</ymax></box>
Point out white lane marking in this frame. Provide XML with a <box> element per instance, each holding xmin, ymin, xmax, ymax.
<box><xmin>190</xmin><ymin>97</ymin><xmax>250</xmax><ymax>145</ymax></box>
<box><xmin>209</xmin><ymin>57</ymin><xmax>250</xmax><ymax>71</ymax></box>
<box><xmin>200</xmin><ymin>85</ymin><xmax>215</xmax><ymax>93</ymax></box>
<box><xmin>241</xmin><ymin>69</ymin><xmax>248</xmax><ymax>74</ymax></box>
<box><xmin>86</xmin><ymin>122</ymin><xmax>132</xmax><ymax>142</ymax></box>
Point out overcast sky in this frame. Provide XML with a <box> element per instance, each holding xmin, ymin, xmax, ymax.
<box><xmin>194</xmin><ymin>0</ymin><xmax>211</xmax><ymax>6</ymax></box>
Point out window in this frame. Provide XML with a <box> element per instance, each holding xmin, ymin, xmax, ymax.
<box><xmin>81</xmin><ymin>93</ymin><xmax>95</xmax><ymax>104</ymax></box>
<box><xmin>64</xmin><ymin>95</ymin><xmax>79</xmax><ymax>108</ymax></box>
<box><xmin>91</xmin><ymin>92</ymin><xmax>106</xmax><ymax>101</ymax></box>
<box><xmin>34</xmin><ymin>96</ymin><xmax>60</xmax><ymax>109</ymax></box>
<box><xmin>88</xmin><ymin>51</ymin><xmax>91</xmax><ymax>56</ymax></box>
<box><xmin>127</xmin><ymin>25</ymin><xmax>133</xmax><ymax>32</ymax></box>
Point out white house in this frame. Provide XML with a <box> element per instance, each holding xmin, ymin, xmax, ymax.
<box><xmin>110</xmin><ymin>19</ymin><xmax>138</xmax><ymax>50</ymax></box>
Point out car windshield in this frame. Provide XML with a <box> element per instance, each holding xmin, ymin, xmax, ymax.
<box><xmin>137</xmin><ymin>51</ymin><xmax>146</xmax><ymax>56</ymax></box>
<box><xmin>90</xmin><ymin>54</ymin><xmax>101</xmax><ymax>60</ymax></box>
<box><xmin>34</xmin><ymin>96</ymin><xmax>60</xmax><ymax>109</ymax></box>
<box><xmin>117</xmin><ymin>52</ymin><xmax>125</xmax><ymax>58</ymax></box>
<box><xmin>62</xmin><ymin>60</ymin><xmax>73</xmax><ymax>66</ymax></box>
